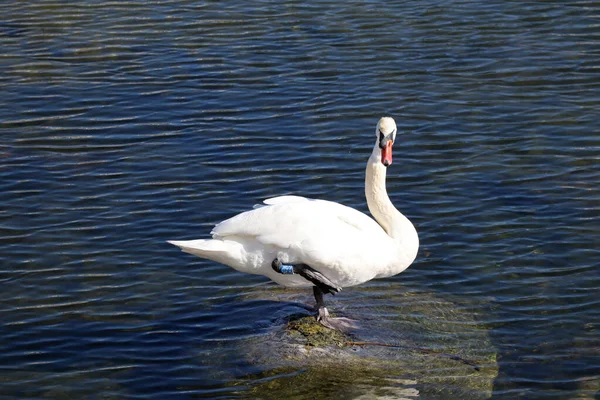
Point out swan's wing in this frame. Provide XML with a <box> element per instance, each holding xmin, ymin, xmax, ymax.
<box><xmin>211</xmin><ymin>198</ymin><xmax>390</xmax><ymax>286</ymax></box>
<box><xmin>212</xmin><ymin>198</ymin><xmax>384</xmax><ymax>246</ymax></box>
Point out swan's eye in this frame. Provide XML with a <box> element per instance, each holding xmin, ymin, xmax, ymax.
<box><xmin>378</xmin><ymin>129</ymin><xmax>395</xmax><ymax>149</ymax></box>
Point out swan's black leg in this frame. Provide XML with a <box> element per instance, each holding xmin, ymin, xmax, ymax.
<box><xmin>313</xmin><ymin>285</ymin><xmax>330</xmax><ymax>320</ymax></box>
<box><xmin>271</xmin><ymin>258</ymin><xmax>341</xmax><ymax>295</ymax></box>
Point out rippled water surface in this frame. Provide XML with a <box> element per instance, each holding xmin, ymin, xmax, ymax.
<box><xmin>1</xmin><ymin>1</ymin><xmax>599</xmax><ymax>398</ymax></box>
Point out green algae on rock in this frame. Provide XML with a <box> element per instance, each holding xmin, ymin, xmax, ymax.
<box><xmin>287</xmin><ymin>315</ymin><xmax>349</xmax><ymax>348</ymax></box>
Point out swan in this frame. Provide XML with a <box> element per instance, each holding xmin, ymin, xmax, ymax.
<box><xmin>168</xmin><ymin>117</ymin><xmax>419</xmax><ymax>331</ymax></box>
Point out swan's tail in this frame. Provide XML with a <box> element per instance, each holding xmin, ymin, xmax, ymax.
<box><xmin>168</xmin><ymin>239</ymin><xmax>226</xmax><ymax>257</ymax></box>
<box><xmin>167</xmin><ymin>239</ymin><xmax>242</xmax><ymax>267</ymax></box>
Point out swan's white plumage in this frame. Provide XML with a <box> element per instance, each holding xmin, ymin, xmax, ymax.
<box><xmin>169</xmin><ymin>117</ymin><xmax>418</xmax><ymax>291</ymax></box>
<box><xmin>171</xmin><ymin>197</ymin><xmax>393</xmax><ymax>287</ymax></box>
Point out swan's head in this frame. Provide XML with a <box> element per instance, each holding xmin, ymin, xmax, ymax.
<box><xmin>376</xmin><ymin>117</ymin><xmax>397</xmax><ymax>167</ymax></box>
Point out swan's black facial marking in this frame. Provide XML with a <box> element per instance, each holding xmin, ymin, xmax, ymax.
<box><xmin>378</xmin><ymin>130</ymin><xmax>395</xmax><ymax>149</ymax></box>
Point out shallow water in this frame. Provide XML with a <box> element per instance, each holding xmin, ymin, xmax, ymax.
<box><xmin>1</xmin><ymin>1</ymin><xmax>599</xmax><ymax>398</ymax></box>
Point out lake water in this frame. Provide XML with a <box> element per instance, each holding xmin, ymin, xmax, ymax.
<box><xmin>1</xmin><ymin>1</ymin><xmax>599</xmax><ymax>399</ymax></box>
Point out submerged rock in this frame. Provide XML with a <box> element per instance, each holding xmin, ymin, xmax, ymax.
<box><xmin>236</xmin><ymin>285</ymin><xmax>498</xmax><ymax>399</ymax></box>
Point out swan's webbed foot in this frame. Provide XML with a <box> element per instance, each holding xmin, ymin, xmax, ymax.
<box><xmin>271</xmin><ymin>258</ymin><xmax>341</xmax><ymax>295</ymax></box>
<box><xmin>312</xmin><ymin>286</ymin><xmax>358</xmax><ymax>332</ymax></box>
<box><xmin>317</xmin><ymin>306</ymin><xmax>359</xmax><ymax>332</ymax></box>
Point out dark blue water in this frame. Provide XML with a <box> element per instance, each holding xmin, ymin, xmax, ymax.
<box><xmin>1</xmin><ymin>1</ymin><xmax>599</xmax><ymax>398</ymax></box>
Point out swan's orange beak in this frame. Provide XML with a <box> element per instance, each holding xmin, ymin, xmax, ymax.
<box><xmin>381</xmin><ymin>140</ymin><xmax>393</xmax><ymax>167</ymax></box>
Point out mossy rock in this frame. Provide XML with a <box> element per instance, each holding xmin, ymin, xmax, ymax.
<box><xmin>287</xmin><ymin>316</ymin><xmax>349</xmax><ymax>348</ymax></box>
<box><xmin>237</xmin><ymin>285</ymin><xmax>498</xmax><ymax>399</ymax></box>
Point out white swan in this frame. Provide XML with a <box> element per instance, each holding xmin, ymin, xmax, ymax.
<box><xmin>169</xmin><ymin>117</ymin><xmax>419</xmax><ymax>330</ymax></box>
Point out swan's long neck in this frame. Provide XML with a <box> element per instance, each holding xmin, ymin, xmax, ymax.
<box><xmin>365</xmin><ymin>143</ymin><xmax>419</xmax><ymax>262</ymax></box>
